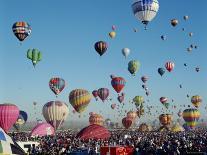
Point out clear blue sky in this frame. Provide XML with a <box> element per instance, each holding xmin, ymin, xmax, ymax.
<box><xmin>0</xmin><ymin>0</ymin><xmax>207</xmax><ymax>125</ymax></box>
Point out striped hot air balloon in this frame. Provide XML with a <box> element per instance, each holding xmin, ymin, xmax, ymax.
<box><xmin>183</xmin><ymin>109</ymin><xmax>200</xmax><ymax>129</ymax></box>
<box><xmin>160</xmin><ymin>97</ymin><xmax>168</xmax><ymax>104</ymax></box>
<box><xmin>122</xmin><ymin>117</ymin><xmax>133</xmax><ymax>129</ymax></box>
<box><xmin>12</xmin><ymin>21</ymin><xmax>31</xmax><ymax>42</ymax></box>
<box><xmin>69</xmin><ymin>89</ymin><xmax>91</xmax><ymax>113</ymax></box>
<box><xmin>111</xmin><ymin>76</ymin><xmax>126</xmax><ymax>93</ymax></box>
<box><xmin>94</xmin><ymin>41</ymin><xmax>108</xmax><ymax>56</ymax></box>
<box><xmin>97</xmin><ymin>88</ymin><xmax>109</xmax><ymax>102</ymax></box>
<box><xmin>0</xmin><ymin>104</ymin><xmax>19</xmax><ymax>133</ymax></box>
<box><xmin>191</xmin><ymin>95</ymin><xmax>202</xmax><ymax>108</ymax></box>
<box><xmin>42</xmin><ymin>101</ymin><xmax>69</xmax><ymax>131</ymax></box>
<box><xmin>159</xmin><ymin>114</ymin><xmax>172</xmax><ymax>126</ymax></box>
<box><xmin>165</xmin><ymin>62</ymin><xmax>175</xmax><ymax>72</ymax></box>
<box><xmin>89</xmin><ymin>114</ymin><xmax>104</xmax><ymax>126</ymax></box>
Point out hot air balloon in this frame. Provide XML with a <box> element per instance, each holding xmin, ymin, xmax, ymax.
<box><xmin>27</xmin><ymin>49</ymin><xmax>42</xmax><ymax>67</ymax></box>
<box><xmin>189</xmin><ymin>32</ymin><xmax>193</xmax><ymax>37</ymax></box>
<box><xmin>159</xmin><ymin>114</ymin><xmax>172</xmax><ymax>126</ymax></box>
<box><xmin>92</xmin><ymin>90</ymin><xmax>98</xmax><ymax>101</ymax></box>
<box><xmin>160</xmin><ymin>97</ymin><xmax>168</xmax><ymax>104</ymax></box>
<box><xmin>127</xmin><ymin>111</ymin><xmax>137</xmax><ymax>121</ymax></box>
<box><xmin>13</xmin><ymin>110</ymin><xmax>28</xmax><ymax>131</ymax></box>
<box><xmin>111</xmin><ymin>75</ymin><xmax>126</xmax><ymax>93</ymax></box>
<box><xmin>187</xmin><ymin>47</ymin><xmax>192</xmax><ymax>52</ymax></box>
<box><xmin>182</xmin><ymin>109</ymin><xmax>200</xmax><ymax>129</ymax></box>
<box><xmin>109</xmin><ymin>31</ymin><xmax>116</xmax><ymax>39</ymax></box>
<box><xmin>184</xmin><ymin>15</ymin><xmax>189</xmax><ymax>21</ymax></box>
<box><xmin>89</xmin><ymin>114</ymin><xmax>104</xmax><ymax>126</ymax></box>
<box><xmin>112</xmin><ymin>25</ymin><xmax>116</xmax><ymax>31</ymax></box>
<box><xmin>161</xmin><ymin>35</ymin><xmax>167</xmax><ymax>41</ymax></box>
<box><xmin>0</xmin><ymin>104</ymin><xmax>19</xmax><ymax>133</ymax></box>
<box><xmin>178</xmin><ymin>110</ymin><xmax>182</xmax><ymax>117</ymax></box>
<box><xmin>195</xmin><ymin>67</ymin><xmax>200</xmax><ymax>72</ymax></box>
<box><xmin>133</xmin><ymin>96</ymin><xmax>144</xmax><ymax>108</ymax></box>
<box><xmin>111</xmin><ymin>104</ymin><xmax>116</xmax><ymax>110</ymax></box>
<box><xmin>122</xmin><ymin>48</ymin><xmax>130</xmax><ymax>58</ymax></box>
<box><xmin>42</xmin><ymin>101</ymin><xmax>69</xmax><ymax>131</ymax></box>
<box><xmin>69</xmin><ymin>89</ymin><xmax>91</xmax><ymax>113</ymax></box>
<box><xmin>97</xmin><ymin>88</ymin><xmax>109</xmax><ymax>102</ymax></box>
<box><xmin>49</xmin><ymin>77</ymin><xmax>65</xmax><ymax>97</ymax></box>
<box><xmin>94</xmin><ymin>41</ymin><xmax>108</xmax><ymax>56</ymax></box>
<box><xmin>131</xmin><ymin>0</ymin><xmax>159</xmax><ymax>29</ymax></box>
<box><xmin>128</xmin><ymin>60</ymin><xmax>140</xmax><ymax>76</ymax></box>
<box><xmin>12</xmin><ymin>21</ymin><xmax>31</xmax><ymax>42</ymax></box>
<box><xmin>122</xmin><ymin>117</ymin><xmax>133</xmax><ymax>129</ymax></box>
<box><xmin>158</xmin><ymin>68</ymin><xmax>165</xmax><ymax>76</ymax></box>
<box><xmin>191</xmin><ymin>95</ymin><xmax>202</xmax><ymax>108</ymax></box>
<box><xmin>171</xmin><ymin>19</ymin><xmax>178</xmax><ymax>27</ymax></box>
<box><xmin>117</xmin><ymin>93</ymin><xmax>125</xmax><ymax>103</ymax></box>
<box><xmin>141</xmin><ymin>76</ymin><xmax>148</xmax><ymax>83</ymax></box>
<box><xmin>165</xmin><ymin>62</ymin><xmax>175</xmax><ymax>72</ymax></box>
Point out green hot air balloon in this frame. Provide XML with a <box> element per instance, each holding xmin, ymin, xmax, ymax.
<box><xmin>128</xmin><ymin>60</ymin><xmax>140</xmax><ymax>76</ymax></box>
<box><xmin>27</xmin><ymin>49</ymin><xmax>42</xmax><ymax>67</ymax></box>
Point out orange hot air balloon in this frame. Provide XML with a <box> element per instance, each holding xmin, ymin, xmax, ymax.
<box><xmin>89</xmin><ymin>114</ymin><xmax>104</xmax><ymax>126</ymax></box>
<box><xmin>127</xmin><ymin>111</ymin><xmax>137</xmax><ymax>121</ymax></box>
<box><xmin>159</xmin><ymin>114</ymin><xmax>172</xmax><ymax>126</ymax></box>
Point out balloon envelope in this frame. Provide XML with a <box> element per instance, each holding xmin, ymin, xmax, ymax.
<box><xmin>30</xmin><ymin>122</ymin><xmax>55</xmax><ymax>137</ymax></box>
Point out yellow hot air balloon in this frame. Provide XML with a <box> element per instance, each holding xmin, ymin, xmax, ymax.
<box><xmin>42</xmin><ymin>101</ymin><xmax>69</xmax><ymax>131</ymax></box>
<box><xmin>89</xmin><ymin>113</ymin><xmax>104</xmax><ymax>126</ymax></box>
<box><xmin>69</xmin><ymin>89</ymin><xmax>91</xmax><ymax>113</ymax></box>
<box><xmin>109</xmin><ymin>31</ymin><xmax>116</xmax><ymax>39</ymax></box>
<box><xmin>183</xmin><ymin>108</ymin><xmax>200</xmax><ymax>129</ymax></box>
<box><xmin>191</xmin><ymin>95</ymin><xmax>202</xmax><ymax>108</ymax></box>
<box><xmin>133</xmin><ymin>96</ymin><xmax>144</xmax><ymax>108</ymax></box>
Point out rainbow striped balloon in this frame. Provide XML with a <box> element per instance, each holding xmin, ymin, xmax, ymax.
<box><xmin>183</xmin><ymin>109</ymin><xmax>200</xmax><ymax>129</ymax></box>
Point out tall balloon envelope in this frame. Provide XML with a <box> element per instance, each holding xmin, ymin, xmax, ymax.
<box><xmin>27</xmin><ymin>49</ymin><xmax>42</xmax><ymax>67</ymax></box>
<box><xmin>183</xmin><ymin>109</ymin><xmax>200</xmax><ymax>129</ymax></box>
<box><xmin>0</xmin><ymin>103</ymin><xmax>19</xmax><ymax>133</ymax></box>
<box><xmin>97</xmin><ymin>88</ymin><xmax>109</xmax><ymax>102</ymax></box>
<box><xmin>111</xmin><ymin>76</ymin><xmax>126</xmax><ymax>93</ymax></box>
<box><xmin>132</xmin><ymin>0</ymin><xmax>159</xmax><ymax>28</ymax></box>
<box><xmin>128</xmin><ymin>60</ymin><xmax>140</xmax><ymax>76</ymax></box>
<box><xmin>94</xmin><ymin>41</ymin><xmax>108</xmax><ymax>56</ymax></box>
<box><xmin>122</xmin><ymin>48</ymin><xmax>130</xmax><ymax>58</ymax></box>
<box><xmin>165</xmin><ymin>62</ymin><xmax>175</xmax><ymax>72</ymax></box>
<box><xmin>12</xmin><ymin>21</ymin><xmax>31</xmax><ymax>42</ymax></box>
<box><xmin>69</xmin><ymin>89</ymin><xmax>91</xmax><ymax>113</ymax></box>
<box><xmin>49</xmin><ymin>77</ymin><xmax>66</xmax><ymax>96</ymax></box>
<box><xmin>42</xmin><ymin>101</ymin><xmax>69</xmax><ymax>131</ymax></box>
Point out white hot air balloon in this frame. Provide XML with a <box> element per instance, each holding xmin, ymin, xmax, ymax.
<box><xmin>42</xmin><ymin>101</ymin><xmax>69</xmax><ymax>131</ymax></box>
<box><xmin>122</xmin><ymin>48</ymin><xmax>130</xmax><ymax>58</ymax></box>
<box><xmin>132</xmin><ymin>0</ymin><xmax>159</xmax><ymax>29</ymax></box>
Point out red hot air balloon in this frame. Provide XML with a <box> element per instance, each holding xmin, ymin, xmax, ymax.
<box><xmin>97</xmin><ymin>88</ymin><xmax>109</xmax><ymax>102</ymax></box>
<box><xmin>49</xmin><ymin>77</ymin><xmax>65</xmax><ymax>97</ymax></box>
<box><xmin>92</xmin><ymin>90</ymin><xmax>98</xmax><ymax>101</ymax></box>
<box><xmin>0</xmin><ymin>103</ymin><xmax>19</xmax><ymax>132</ymax></box>
<box><xmin>110</xmin><ymin>75</ymin><xmax>126</xmax><ymax>93</ymax></box>
<box><xmin>165</xmin><ymin>62</ymin><xmax>175</xmax><ymax>72</ymax></box>
<box><xmin>117</xmin><ymin>93</ymin><xmax>125</xmax><ymax>103</ymax></box>
<box><xmin>122</xmin><ymin>117</ymin><xmax>133</xmax><ymax>129</ymax></box>
<box><xmin>141</xmin><ymin>76</ymin><xmax>149</xmax><ymax>83</ymax></box>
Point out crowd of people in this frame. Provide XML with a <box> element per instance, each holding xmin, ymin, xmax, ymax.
<box><xmin>9</xmin><ymin>129</ymin><xmax>207</xmax><ymax>155</ymax></box>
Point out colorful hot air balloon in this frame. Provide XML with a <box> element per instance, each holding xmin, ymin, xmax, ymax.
<box><xmin>182</xmin><ymin>109</ymin><xmax>200</xmax><ymax>129</ymax></box>
<box><xmin>131</xmin><ymin>0</ymin><xmax>159</xmax><ymax>29</ymax></box>
<box><xmin>97</xmin><ymin>88</ymin><xmax>109</xmax><ymax>102</ymax></box>
<box><xmin>141</xmin><ymin>76</ymin><xmax>148</xmax><ymax>83</ymax></box>
<box><xmin>158</xmin><ymin>68</ymin><xmax>165</xmax><ymax>76</ymax></box>
<box><xmin>0</xmin><ymin>104</ymin><xmax>19</xmax><ymax>133</ymax></box>
<box><xmin>122</xmin><ymin>48</ymin><xmax>130</xmax><ymax>58</ymax></box>
<box><xmin>89</xmin><ymin>114</ymin><xmax>104</xmax><ymax>126</ymax></box>
<box><xmin>69</xmin><ymin>89</ymin><xmax>91</xmax><ymax>113</ymax></box>
<box><xmin>92</xmin><ymin>90</ymin><xmax>98</xmax><ymax>101</ymax></box>
<box><xmin>122</xmin><ymin>117</ymin><xmax>133</xmax><ymax>129</ymax></box>
<box><xmin>128</xmin><ymin>60</ymin><xmax>140</xmax><ymax>76</ymax></box>
<box><xmin>49</xmin><ymin>77</ymin><xmax>65</xmax><ymax>97</ymax></box>
<box><xmin>127</xmin><ymin>111</ymin><xmax>137</xmax><ymax>121</ymax></box>
<box><xmin>171</xmin><ymin>19</ymin><xmax>178</xmax><ymax>27</ymax></box>
<box><xmin>191</xmin><ymin>95</ymin><xmax>202</xmax><ymax>108</ymax></box>
<box><xmin>111</xmin><ymin>75</ymin><xmax>126</xmax><ymax>93</ymax></box>
<box><xmin>117</xmin><ymin>93</ymin><xmax>125</xmax><ymax>103</ymax></box>
<box><xmin>184</xmin><ymin>15</ymin><xmax>189</xmax><ymax>21</ymax></box>
<box><xmin>42</xmin><ymin>101</ymin><xmax>69</xmax><ymax>131</ymax></box>
<box><xmin>133</xmin><ymin>96</ymin><xmax>144</xmax><ymax>108</ymax></box>
<box><xmin>165</xmin><ymin>62</ymin><xmax>175</xmax><ymax>72</ymax></box>
<box><xmin>159</xmin><ymin>114</ymin><xmax>172</xmax><ymax>126</ymax></box>
<box><xmin>27</xmin><ymin>49</ymin><xmax>42</xmax><ymax>67</ymax></box>
<box><xmin>94</xmin><ymin>41</ymin><xmax>108</xmax><ymax>56</ymax></box>
<box><xmin>12</xmin><ymin>21</ymin><xmax>31</xmax><ymax>42</ymax></box>
<box><xmin>13</xmin><ymin>110</ymin><xmax>28</xmax><ymax>131</ymax></box>
<box><xmin>111</xmin><ymin>104</ymin><xmax>116</xmax><ymax>110</ymax></box>
<box><xmin>109</xmin><ymin>31</ymin><xmax>116</xmax><ymax>39</ymax></box>
<box><xmin>160</xmin><ymin>97</ymin><xmax>168</xmax><ymax>104</ymax></box>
